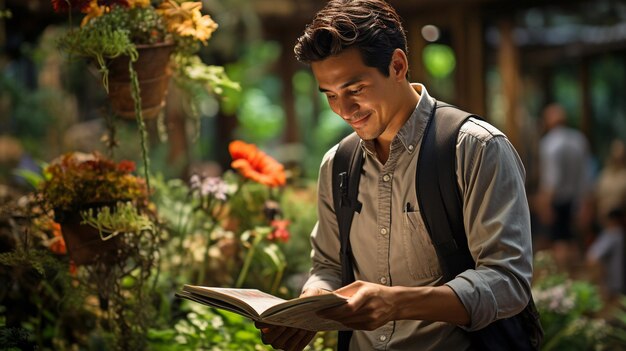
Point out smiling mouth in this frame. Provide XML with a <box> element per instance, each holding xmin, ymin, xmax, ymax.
<box><xmin>349</xmin><ymin>112</ymin><xmax>370</xmax><ymax>128</ymax></box>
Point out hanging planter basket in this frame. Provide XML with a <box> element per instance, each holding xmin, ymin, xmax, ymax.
<box><xmin>106</xmin><ymin>42</ymin><xmax>175</xmax><ymax>120</ymax></box>
<box><xmin>55</xmin><ymin>205</ymin><xmax>122</xmax><ymax>265</ymax></box>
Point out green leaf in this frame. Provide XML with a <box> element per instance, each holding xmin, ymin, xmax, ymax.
<box><xmin>12</xmin><ymin>169</ymin><xmax>43</xmax><ymax>189</ymax></box>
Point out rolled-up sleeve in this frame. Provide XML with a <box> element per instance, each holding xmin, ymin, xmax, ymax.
<box><xmin>302</xmin><ymin>146</ymin><xmax>343</xmax><ymax>293</ymax></box>
<box><xmin>446</xmin><ymin>124</ymin><xmax>533</xmax><ymax>331</ymax></box>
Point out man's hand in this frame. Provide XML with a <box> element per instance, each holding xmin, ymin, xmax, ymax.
<box><xmin>317</xmin><ymin>280</ymin><xmax>396</xmax><ymax>330</ymax></box>
<box><xmin>255</xmin><ymin>288</ymin><xmax>327</xmax><ymax>350</ymax></box>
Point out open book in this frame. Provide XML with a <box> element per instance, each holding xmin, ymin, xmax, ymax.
<box><xmin>176</xmin><ymin>285</ymin><xmax>350</xmax><ymax>331</ymax></box>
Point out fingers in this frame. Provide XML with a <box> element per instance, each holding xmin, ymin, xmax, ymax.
<box><xmin>289</xmin><ymin>330</ymin><xmax>316</xmax><ymax>351</ymax></box>
<box><xmin>259</xmin><ymin>325</ymin><xmax>315</xmax><ymax>351</ymax></box>
<box><xmin>273</xmin><ymin>328</ymin><xmax>309</xmax><ymax>351</ymax></box>
<box><xmin>300</xmin><ymin>287</ymin><xmax>330</xmax><ymax>297</ymax></box>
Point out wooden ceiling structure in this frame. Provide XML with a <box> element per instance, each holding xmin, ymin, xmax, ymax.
<box><xmin>252</xmin><ymin>0</ymin><xmax>626</xmax><ymax>152</ymax></box>
<box><xmin>2</xmin><ymin>0</ymin><xmax>625</xmax><ymax>170</ymax></box>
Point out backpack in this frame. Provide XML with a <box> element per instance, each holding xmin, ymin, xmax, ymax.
<box><xmin>331</xmin><ymin>101</ymin><xmax>543</xmax><ymax>351</ymax></box>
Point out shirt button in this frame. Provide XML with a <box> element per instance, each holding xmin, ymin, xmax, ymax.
<box><xmin>380</xmin><ymin>277</ymin><xmax>387</xmax><ymax>284</ymax></box>
<box><xmin>380</xmin><ymin>227</ymin><xmax>388</xmax><ymax>235</ymax></box>
<box><xmin>379</xmin><ymin>335</ymin><xmax>387</xmax><ymax>342</ymax></box>
<box><xmin>408</xmin><ymin>144</ymin><xmax>414</xmax><ymax>151</ymax></box>
<box><xmin>382</xmin><ymin>174</ymin><xmax>391</xmax><ymax>182</ymax></box>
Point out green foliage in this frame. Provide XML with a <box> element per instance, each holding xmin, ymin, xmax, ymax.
<box><xmin>280</xmin><ymin>183</ymin><xmax>318</xmax><ymax>277</ymax></box>
<box><xmin>80</xmin><ymin>201</ymin><xmax>156</xmax><ymax>240</ymax></box>
<box><xmin>0</xmin><ymin>74</ymin><xmax>61</xmax><ymax>158</ymax></box>
<box><xmin>12</xmin><ymin>169</ymin><xmax>44</xmax><ymax>190</ymax></box>
<box><xmin>173</xmin><ymin>54</ymin><xmax>240</xmax><ymax>97</ymax></box>
<box><xmin>0</xmin><ymin>245</ymin><xmax>62</xmax><ymax>278</ymax></box>
<box><xmin>0</xmin><ymin>218</ymin><xmax>92</xmax><ymax>350</ymax></box>
<box><xmin>147</xmin><ymin>302</ymin><xmax>272</xmax><ymax>350</ymax></box>
<box><xmin>236</xmin><ymin>87</ymin><xmax>285</xmax><ymax>143</ymax></box>
<box><xmin>171</xmin><ymin>53</ymin><xmax>241</xmax><ymax>140</ymax></box>
<box><xmin>606</xmin><ymin>297</ymin><xmax>626</xmax><ymax>350</ymax></box>
<box><xmin>0</xmin><ymin>9</ymin><xmax>12</xmax><ymax>19</ymax></box>
<box><xmin>532</xmin><ymin>251</ymin><xmax>609</xmax><ymax>350</ymax></box>
<box><xmin>58</xmin><ymin>10</ymin><xmax>138</xmax><ymax>92</ymax></box>
<box><xmin>220</xmin><ymin>41</ymin><xmax>283</xmax><ymax>145</ymax></box>
<box><xmin>422</xmin><ymin>43</ymin><xmax>456</xmax><ymax>78</ymax></box>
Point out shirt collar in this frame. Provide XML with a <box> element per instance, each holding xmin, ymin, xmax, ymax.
<box><xmin>361</xmin><ymin>83</ymin><xmax>435</xmax><ymax>156</ymax></box>
<box><xmin>397</xmin><ymin>83</ymin><xmax>435</xmax><ymax>152</ymax></box>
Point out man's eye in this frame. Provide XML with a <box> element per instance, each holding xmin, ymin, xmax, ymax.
<box><xmin>326</xmin><ymin>94</ymin><xmax>337</xmax><ymax>100</ymax></box>
<box><xmin>350</xmin><ymin>87</ymin><xmax>363</xmax><ymax>95</ymax></box>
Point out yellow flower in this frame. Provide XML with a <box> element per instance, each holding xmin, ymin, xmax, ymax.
<box><xmin>128</xmin><ymin>0</ymin><xmax>150</xmax><ymax>8</ymax></box>
<box><xmin>157</xmin><ymin>0</ymin><xmax>218</xmax><ymax>44</ymax></box>
<box><xmin>80</xmin><ymin>0</ymin><xmax>106</xmax><ymax>27</ymax></box>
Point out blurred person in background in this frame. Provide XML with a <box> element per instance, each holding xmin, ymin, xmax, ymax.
<box><xmin>536</xmin><ymin>103</ymin><xmax>593</xmax><ymax>271</ymax></box>
<box><xmin>594</xmin><ymin>139</ymin><xmax>626</xmax><ymax>227</ymax></box>
<box><xmin>586</xmin><ymin>208</ymin><xmax>625</xmax><ymax>302</ymax></box>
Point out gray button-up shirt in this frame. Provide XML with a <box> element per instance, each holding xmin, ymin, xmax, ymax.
<box><xmin>303</xmin><ymin>84</ymin><xmax>533</xmax><ymax>350</ymax></box>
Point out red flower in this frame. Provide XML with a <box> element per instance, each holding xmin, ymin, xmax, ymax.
<box><xmin>51</xmin><ymin>0</ymin><xmax>90</xmax><ymax>12</ymax></box>
<box><xmin>69</xmin><ymin>261</ymin><xmax>77</xmax><ymax>276</ymax></box>
<box><xmin>117</xmin><ymin>160</ymin><xmax>136</xmax><ymax>173</ymax></box>
<box><xmin>268</xmin><ymin>220</ymin><xmax>290</xmax><ymax>242</ymax></box>
<box><xmin>229</xmin><ymin>141</ymin><xmax>286</xmax><ymax>187</ymax></box>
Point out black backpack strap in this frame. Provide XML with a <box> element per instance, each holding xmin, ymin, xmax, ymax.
<box><xmin>331</xmin><ymin>132</ymin><xmax>363</xmax><ymax>351</ymax></box>
<box><xmin>417</xmin><ymin>100</ymin><xmax>542</xmax><ymax>350</ymax></box>
<box><xmin>416</xmin><ymin>100</ymin><xmax>476</xmax><ymax>281</ymax></box>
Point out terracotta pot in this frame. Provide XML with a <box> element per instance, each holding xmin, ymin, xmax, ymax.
<box><xmin>106</xmin><ymin>42</ymin><xmax>174</xmax><ymax>120</ymax></box>
<box><xmin>55</xmin><ymin>207</ymin><xmax>121</xmax><ymax>265</ymax></box>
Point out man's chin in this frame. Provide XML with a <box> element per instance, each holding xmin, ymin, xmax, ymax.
<box><xmin>353</xmin><ymin>129</ymin><xmax>377</xmax><ymax>141</ymax></box>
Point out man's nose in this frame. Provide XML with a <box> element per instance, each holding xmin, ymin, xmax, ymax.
<box><xmin>338</xmin><ymin>97</ymin><xmax>358</xmax><ymax>120</ymax></box>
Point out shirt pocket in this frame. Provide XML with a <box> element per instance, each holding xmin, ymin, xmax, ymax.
<box><xmin>402</xmin><ymin>210</ymin><xmax>442</xmax><ymax>280</ymax></box>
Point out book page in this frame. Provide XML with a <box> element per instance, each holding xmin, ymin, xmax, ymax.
<box><xmin>182</xmin><ymin>285</ymin><xmax>287</xmax><ymax>317</ymax></box>
<box><xmin>262</xmin><ymin>294</ymin><xmax>350</xmax><ymax>331</ymax></box>
<box><xmin>179</xmin><ymin>285</ymin><xmax>351</xmax><ymax>331</ymax></box>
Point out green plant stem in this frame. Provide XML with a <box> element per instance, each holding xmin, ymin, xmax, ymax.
<box><xmin>128</xmin><ymin>59</ymin><xmax>151</xmax><ymax>192</ymax></box>
<box><xmin>174</xmin><ymin>203</ymin><xmax>192</xmax><ymax>278</ymax></box>
<box><xmin>541</xmin><ymin>324</ymin><xmax>570</xmax><ymax>351</ymax></box>
<box><xmin>195</xmin><ymin>191</ymin><xmax>233</xmax><ymax>284</ymax></box>
<box><xmin>270</xmin><ymin>264</ymin><xmax>285</xmax><ymax>296</ymax></box>
<box><xmin>235</xmin><ymin>230</ymin><xmax>264</xmax><ymax>288</ymax></box>
<box><xmin>196</xmin><ymin>219</ymin><xmax>219</xmax><ymax>285</ymax></box>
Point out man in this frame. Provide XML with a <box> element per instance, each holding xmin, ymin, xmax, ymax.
<box><xmin>536</xmin><ymin>103</ymin><xmax>592</xmax><ymax>270</ymax></box>
<box><xmin>257</xmin><ymin>0</ymin><xmax>533</xmax><ymax>349</ymax></box>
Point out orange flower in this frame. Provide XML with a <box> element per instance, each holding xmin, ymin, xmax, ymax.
<box><xmin>229</xmin><ymin>141</ymin><xmax>286</xmax><ymax>187</ymax></box>
<box><xmin>49</xmin><ymin>221</ymin><xmax>67</xmax><ymax>255</ymax></box>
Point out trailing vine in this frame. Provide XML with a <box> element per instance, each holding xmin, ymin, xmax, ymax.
<box><xmin>128</xmin><ymin>59</ymin><xmax>151</xmax><ymax>191</ymax></box>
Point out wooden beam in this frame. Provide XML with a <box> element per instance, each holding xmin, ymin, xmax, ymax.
<box><xmin>497</xmin><ymin>18</ymin><xmax>521</xmax><ymax>150</ymax></box>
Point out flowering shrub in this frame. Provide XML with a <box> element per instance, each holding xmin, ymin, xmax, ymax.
<box><xmin>53</xmin><ymin>0</ymin><xmax>236</xmax><ymax>96</ymax></box>
<box><xmin>532</xmin><ymin>250</ymin><xmax>610</xmax><ymax>350</ymax></box>
<box><xmin>53</xmin><ymin>0</ymin><xmax>216</xmax><ymax>54</ymax></box>
<box><xmin>40</xmin><ymin>152</ymin><xmax>148</xmax><ymax>212</ymax></box>
<box><xmin>163</xmin><ymin>140</ymin><xmax>290</xmax><ymax>292</ymax></box>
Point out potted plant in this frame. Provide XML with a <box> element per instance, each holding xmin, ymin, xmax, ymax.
<box><xmin>51</xmin><ymin>0</ymin><xmax>239</xmax><ymax>185</ymax></box>
<box><xmin>39</xmin><ymin>151</ymin><xmax>153</xmax><ymax>264</ymax></box>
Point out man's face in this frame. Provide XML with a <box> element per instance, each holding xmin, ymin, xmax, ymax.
<box><xmin>311</xmin><ymin>47</ymin><xmax>402</xmax><ymax>141</ymax></box>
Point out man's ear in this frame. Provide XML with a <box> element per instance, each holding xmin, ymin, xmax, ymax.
<box><xmin>389</xmin><ymin>48</ymin><xmax>409</xmax><ymax>81</ymax></box>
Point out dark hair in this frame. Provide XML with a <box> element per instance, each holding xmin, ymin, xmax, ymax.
<box><xmin>608</xmin><ymin>207</ymin><xmax>625</xmax><ymax>221</ymax></box>
<box><xmin>294</xmin><ymin>0</ymin><xmax>408</xmax><ymax>77</ymax></box>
